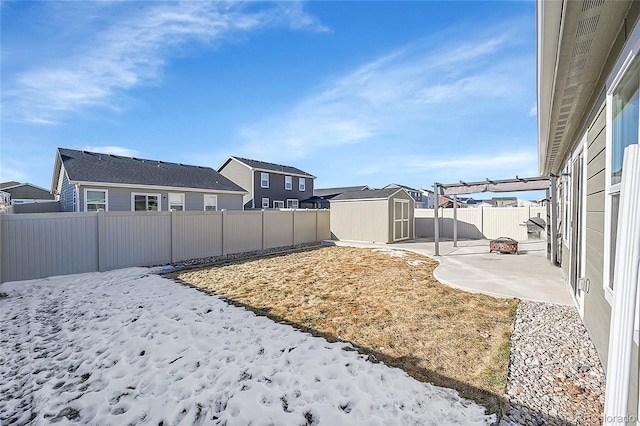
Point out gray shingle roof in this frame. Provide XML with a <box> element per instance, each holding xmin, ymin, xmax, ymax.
<box><xmin>383</xmin><ymin>183</ymin><xmax>420</xmax><ymax>192</ymax></box>
<box><xmin>230</xmin><ymin>157</ymin><xmax>315</xmax><ymax>178</ymax></box>
<box><xmin>58</xmin><ymin>148</ymin><xmax>246</xmax><ymax>192</ymax></box>
<box><xmin>313</xmin><ymin>185</ymin><xmax>370</xmax><ymax>197</ymax></box>
<box><xmin>330</xmin><ymin>188</ymin><xmax>403</xmax><ymax>201</ymax></box>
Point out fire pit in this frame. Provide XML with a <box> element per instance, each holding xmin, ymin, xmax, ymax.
<box><xmin>489</xmin><ymin>237</ymin><xmax>519</xmax><ymax>254</ymax></box>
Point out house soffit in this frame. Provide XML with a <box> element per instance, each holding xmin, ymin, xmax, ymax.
<box><xmin>542</xmin><ymin>0</ymin><xmax>631</xmax><ymax>174</ymax></box>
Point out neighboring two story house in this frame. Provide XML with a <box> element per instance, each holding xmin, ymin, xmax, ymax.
<box><xmin>217</xmin><ymin>156</ymin><xmax>315</xmax><ymax>209</ymax></box>
<box><xmin>52</xmin><ymin>148</ymin><xmax>246</xmax><ymax>212</ymax></box>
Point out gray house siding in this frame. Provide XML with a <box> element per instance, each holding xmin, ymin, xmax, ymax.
<box><xmin>583</xmin><ymin>102</ymin><xmax>612</xmax><ymax>368</ymax></box>
<box><xmin>76</xmin><ymin>185</ymin><xmax>243</xmax><ymax>212</ymax></box>
<box><xmin>253</xmin><ymin>172</ymin><xmax>313</xmax><ymax>208</ymax></box>
<box><xmin>539</xmin><ymin>1</ymin><xmax>640</xmax><ymax>416</ymax></box>
<box><xmin>4</xmin><ymin>185</ymin><xmax>53</xmax><ymax>200</ymax></box>
<box><xmin>59</xmin><ymin>172</ymin><xmax>76</xmax><ymax>212</ymax></box>
<box><xmin>218</xmin><ymin>159</ymin><xmax>253</xmax><ymax>207</ymax></box>
<box><xmin>217</xmin><ymin>194</ymin><xmax>243</xmax><ymax>210</ymax></box>
<box><xmin>185</xmin><ymin>193</ymin><xmax>203</xmax><ymax>211</ymax></box>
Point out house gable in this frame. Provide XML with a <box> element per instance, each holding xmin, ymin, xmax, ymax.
<box><xmin>218</xmin><ymin>156</ymin><xmax>315</xmax><ymax>209</ymax></box>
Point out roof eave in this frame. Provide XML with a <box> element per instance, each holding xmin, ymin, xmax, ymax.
<box><xmin>220</xmin><ymin>156</ymin><xmax>315</xmax><ymax>178</ymax></box>
<box><xmin>537</xmin><ymin>0</ymin><xmax>565</xmax><ymax>176</ymax></box>
<box><xmin>67</xmin><ymin>180</ymin><xmax>248</xmax><ymax>195</ymax></box>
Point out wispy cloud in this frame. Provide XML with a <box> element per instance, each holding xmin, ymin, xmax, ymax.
<box><xmin>82</xmin><ymin>146</ymin><xmax>139</xmax><ymax>157</ymax></box>
<box><xmin>350</xmin><ymin>150</ymin><xmax>539</xmax><ymax>186</ymax></box>
<box><xmin>236</xmin><ymin>20</ymin><xmax>534</xmax><ymax>163</ymax></box>
<box><xmin>3</xmin><ymin>1</ymin><xmax>328</xmax><ymax>125</ymax></box>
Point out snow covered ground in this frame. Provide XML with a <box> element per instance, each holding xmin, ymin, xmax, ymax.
<box><xmin>0</xmin><ymin>267</ymin><xmax>495</xmax><ymax>425</ymax></box>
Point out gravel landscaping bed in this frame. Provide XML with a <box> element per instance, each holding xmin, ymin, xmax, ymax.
<box><xmin>501</xmin><ymin>301</ymin><xmax>606</xmax><ymax>426</ymax></box>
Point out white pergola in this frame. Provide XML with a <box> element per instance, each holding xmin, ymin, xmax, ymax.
<box><xmin>432</xmin><ymin>175</ymin><xmax>556</xmax><ymax>263</ymax></box>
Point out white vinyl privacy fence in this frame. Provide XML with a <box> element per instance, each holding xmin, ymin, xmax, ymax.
<box><xmin>0</xmin><ymin>209</ymin><xmax>330</xmax><ymax>283</ymax></box>
<box><xmin>415</xmin><ymin>206</ymin><xmax>547</xmax><ymax>241</ymax></box>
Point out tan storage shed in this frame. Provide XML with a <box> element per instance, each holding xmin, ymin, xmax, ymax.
<box><xmin>330</xmin><ymin>188</ymin><xmax>415</xmax><ymax>244</ymax></box>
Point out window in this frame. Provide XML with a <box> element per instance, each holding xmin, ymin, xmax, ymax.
<box><xmin>611</xmin><ymin>57</ymin><xmax>639</xmax><ymax>186</ymax></box>
<box><xmin>285</xmin><ymin>176</ymin><xmax>292</xmax><ymax>190</ymax></box>
<box><xmin>132</xmin><ymin>193</ymin><xmax>160</xmax><ymax>211</ymax></box>
<box><xmin>204</xmin><ymin>194</ymin><xmax>217</xmax><ymax>211</ymax></box>
<box><xmin>85</xmin><ymin>189</ymin><xmax>107</xmax><ymax>211</ymax></box>
<box><xmin>261</xmin><ymin>197</ymin><xmax>269</xmax><ymax>208</ymax></box>
<box><xmin>605</xmin><ymin>52</ymin><xmax>640</xmax><ymax>297</ymax></box>
<box><xmin>287</xmin><ymin>199</ymin><xmax>298</xmax><ymax>208</ymax></box>
<box><xmin>273</xmin><ymin>200</ymin><xmax>284</xmax><ymax>208</ymax></box>
<box><xmin>169</xmin><ymin>193</ymin><xmax>185</xmax><ymax>211</ymax></box>
<box><xmin>261</xmin><ymin>173</ymin><xmax>269</xmax><ymax>188</ymax></box>
<box><xmin>299</xmin><ymin>178</ymin><xmax>306</xmax><ymax>191</ymax></box>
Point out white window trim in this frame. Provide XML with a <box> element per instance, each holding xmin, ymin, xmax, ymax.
<box><xmin>299</xmin><ymin>178</ymin><xmax>305</xmax><ymax>191</ymax></box>
<box><xmin>285</xmin><ymin>176</ymin><xmax>293</xmax><ymax>191</ymax></box>
<box><xmin>84</xmin><ymin>188</ymin><xmax>108</xmax><ymax>212</ymax></box>
<box><xmin>204</xmin><ymin>194</ymin><xmax>218</xmax><ymax>211</ymax></box>
<box><xmin>286</xmin><ymin>199</ymin><xmax>298</xmax><ymax>208</ymax></box>
<box><xmin>131</xmin><ymin>192</ymin><xmax>161</xmax><ymax>212</ymax></box>
<box><xmin>168</xmin><ymin>193</ymin><xmax>185</xmax><ymax>211</ymax></box>
<box><xmin>261</xmin><ymin>172</ymin><xmax>269</xmax><ymax>188</ymax></box>
<box><xmin>603</xmin><ymin>94</ymin><xmax>616</xmax><ymax>305</ymax></box>
<box><xmin>604</xmin><ymin>64</ymin><xmax>633</xmax><ymax>305</ymax></box>
<box><xmin>273</xmin><ymin>200</ymin><xmax>284</xmax><ymax>208</ymax></box>
<box><xmin>393</xmin><ymin>198</ymin><xmax>410</xmax><ymax>241</ymax></box>
<box><xmin>261</xmin><ymin>197</ymin><xmax>269</xmax><ymax>208</ymax></box>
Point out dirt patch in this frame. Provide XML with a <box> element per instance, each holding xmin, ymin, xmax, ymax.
<box><xmin>172</xmin><ymin>246</ymin><xmax>518</xmax><ymax>414</ymax></box>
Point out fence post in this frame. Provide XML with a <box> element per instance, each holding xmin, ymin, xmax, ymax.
<box><xmin>291</xmin><ymin>209</ymin><xmax>296</xmax><ymax>246</ymax></box>
<box><xmin>171</xmin><ymin>210</ymin><xmax>178</xmax><ymax>263</ymax></box>
<box><xmin>315</xmin><ymin>209</ymin><xmax>319</xmax><ymax>242</ymax></box>
<box><xmin>97</xmin><ymin>210</ymin><xmax>107</xmax><ymax>272</ymax></box>
<box><xmin>221</xmin><ymin>209</ymin><xmax>226</xmax><ymax>256</ymax></box>
<box><xmin>261</xmin><ymin>209</ymin><xmax>265</xmax><ymax>250</ymax></box>
<box><xmin>480</xmin><ymin>206</ymin><xmax>484</xmax><ymax>238</ymax></box>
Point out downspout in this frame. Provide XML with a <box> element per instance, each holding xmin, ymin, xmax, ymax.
<box><xmin>550</xmin><ymin>175</ymin><xmax>558</xmax><ymax>265</ymax></box>
<box><xmin>75</xmin><ymin>184</ymin><xmax>80</xmax><ymax>212</ymax></box>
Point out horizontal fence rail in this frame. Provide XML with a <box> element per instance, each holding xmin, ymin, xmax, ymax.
<box><xmin>0</xmin><ymin>209</ymin><xmax>330</xmax><ymax>283</ymax></box>
<box><xmin>415</xmin><ymin>206</ymin><xmax>547</xmax><ymax>241</ymax></box>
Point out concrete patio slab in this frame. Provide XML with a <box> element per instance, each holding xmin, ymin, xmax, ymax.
<box><xmin>324</xmin><ymin>238</ymin><xmax>575</xmax><ymax>306</ymax></box>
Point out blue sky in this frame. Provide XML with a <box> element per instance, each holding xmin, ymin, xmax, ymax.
<box><xmin>1</xmin><ymin>0</ymin><xmax>539</xmax><ymax>197</ymax></box>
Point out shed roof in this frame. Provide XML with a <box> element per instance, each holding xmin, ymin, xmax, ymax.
<box><xmin>331</xmin><ymin>188</ymin><xmax>406</xmax><ymax>201</ymax></box>
<box><xmin>221</xmin><ymin>156</ymin><xmax>315</xmax><ymax>178</ymax></box>
<box><xmin>56</xmin><ymin>148</ymin><xmax>246</xmax><ymax>193</ymax></box>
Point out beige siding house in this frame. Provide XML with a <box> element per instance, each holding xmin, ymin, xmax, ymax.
<box><xmin>537</xmin><ymin>0</ymin><xmax>639</xmax><ymax>420</ymax></box>
<box><xmin>330</xmin><ymin>188</ymin><xmax>414</xmax><ymax>244</ymax></box>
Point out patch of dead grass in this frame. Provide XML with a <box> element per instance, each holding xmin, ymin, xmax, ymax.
<box><xmin>172</xmin><ymin>246</ymin><xmax>518</xmax><ymax>414</ymax></box>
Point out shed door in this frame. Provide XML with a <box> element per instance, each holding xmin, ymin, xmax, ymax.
<box><xmin>393</xmin><ymin>199</ymin><xmax>410</xmax><ymax>241</ymax></box>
